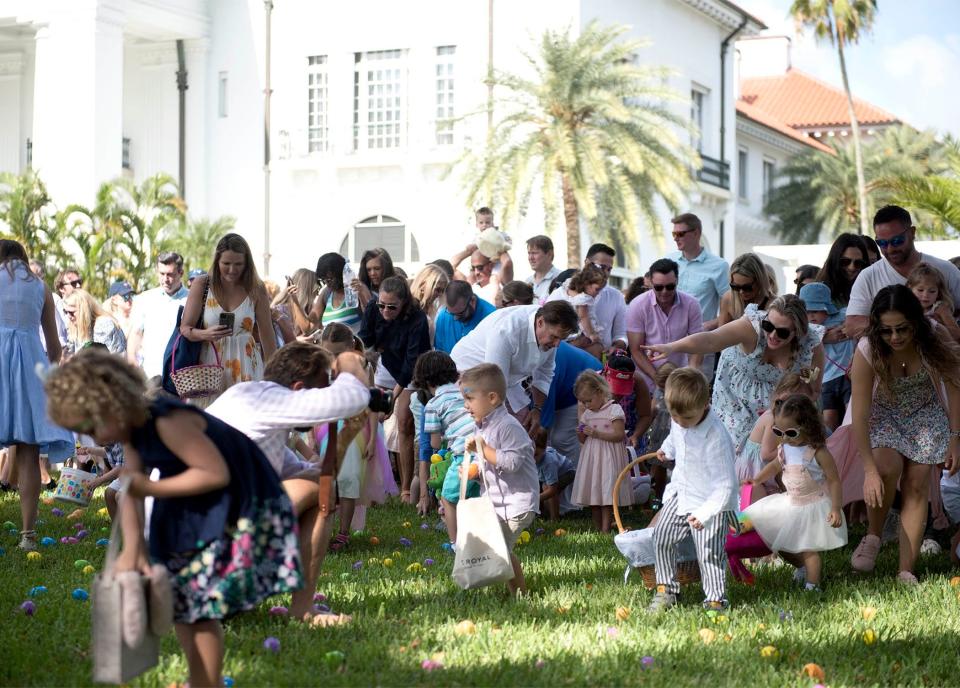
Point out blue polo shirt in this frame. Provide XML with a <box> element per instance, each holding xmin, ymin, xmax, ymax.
<box><xmin>540</xmin><ymin>342</ymin><xmax>603</xmax><ymax>429</ymax></box>
<box><xmin>669</xmin><ymin>248</ymin><xmax>729</xmax><ymax>322</ymax></box>
<box><xmin>433</xmin><ymin>297</ymin><xmax>496</xmax><ymax>353</ymax></box>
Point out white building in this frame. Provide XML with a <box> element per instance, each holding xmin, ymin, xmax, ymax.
<box><xmin>0</xmin><ymin>0</ymin><xmax>766</xmax><ymax>281</ymax></box>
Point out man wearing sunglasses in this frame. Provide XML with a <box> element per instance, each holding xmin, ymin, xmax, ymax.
<box><xmin>846</xmin><ymin>205</ymin><xmax>960</xmax><ymax>338</ymax></box>
<box><xmin>627</xmin><ymin>258</ymin><xmax>703</xmax><ymax>390</ymax></box>
<box><xmin>668</xmin><ymin>213</ymin><xmax>729</xmax><ymax>331</ymax></box>
<box><xmin>433</xmin><ymin>280</ymin><xmax>496</xmax><ymax>353</ymax></box>
<box><xmin>581</xmin><ymin>243</ymin><xmax>628</xmax><ymax>354</ymax></box>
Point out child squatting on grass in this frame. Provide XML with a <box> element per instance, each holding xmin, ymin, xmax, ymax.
<box><xmin>46</xmin><ymin>349</ymin><xmax>302</xmax><ymax>688</ymax></box>
<box><xmin>649</xmin><ymin>367</ymin><xmax>739</xmax><ymax>613</ymax></box>
<box><xmin>458</xmin><ymin>363</ymin><xmax>540</xmax><ymax>596</ymax></box>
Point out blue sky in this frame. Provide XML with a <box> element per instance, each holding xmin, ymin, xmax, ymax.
<box><xmin>737</xmin><ymin>0</ymin><xmax>960</xmax><ymax>137</ymax></box>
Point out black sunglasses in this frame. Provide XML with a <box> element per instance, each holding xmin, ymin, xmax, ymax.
<box><xmin>591</xmin><ymin>262</ymin><xmax>613</xmax><ymax>273</ymax></box>
<box><xmin>729</xmin><ymin>281</ymin><xmax>755</xmax><ymax>292</ymax></box>
<box><xmin>652</xmin><ymin>283</ymin><xmax>677</xmax><ymax>292</ymax></box>
<box><xmin>66</xmin><ymin>279</ymin><xmax>83</xmax><ymax>288</ymax></box>
<box><xmin>761</xmin><ymin>319</ymin><xmax>793</xmax><ymax>340</ymax></box>
<box><xmin>377</xmin><ymin>302</ymin><xmax>399</xmax><ymax>311</ymax></box>
<box><xmin>839</xmin><ymin>257</ymin><xmax>867</xmax><ymax>269</ymax></box>
<box><xmin>771</xmin><ymin>426</ymin><xmax>801</xmax><ymax>439</ymax></box>
<box><xmin>470</xmin><ymin>265</ymin><xmax>488</xmax><ymax>272</ymax></box>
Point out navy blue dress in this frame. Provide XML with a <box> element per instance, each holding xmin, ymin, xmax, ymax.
<box><xmin>130</xmin><ymin>398</ymin><xmax>302</xmax><ymax>623</ymax></box>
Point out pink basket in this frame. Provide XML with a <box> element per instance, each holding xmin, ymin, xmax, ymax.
<box><xmin>170</xmin><ymin>335</ymin><xmax>224</xmax><ymax>399</ymax></box>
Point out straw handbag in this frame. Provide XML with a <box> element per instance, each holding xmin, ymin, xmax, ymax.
<box><xmin>612</xmin><ymin>452</ymin><xmax>701</xmax><ymax>590</ymax></box>
<box><xmin>170</xmin><ymin>333</ymin><xmax>224</xmax><ymax>399</ymax></box>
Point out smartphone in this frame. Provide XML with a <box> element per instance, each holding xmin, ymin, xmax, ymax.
<box><xmin>285</xmin><ymin>275</ymin><xmax>293</xmax><ymax>286</ymax></box>
<box><xmin>219</xmin><ymin>312</ymin><xmax>235</xmax><ymax>331</ymax></box>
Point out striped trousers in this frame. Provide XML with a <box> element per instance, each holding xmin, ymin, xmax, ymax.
<box><xmin>653</xmin><ymin>492</ymin><xmax>734</xmax><ymax>601</ymax></box>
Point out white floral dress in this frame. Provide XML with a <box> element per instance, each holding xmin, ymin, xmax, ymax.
<box><xmin>196</xmin><ymin>291</ymin><xmax>262</xmax><ymax>407</ymax></box>
<box><xmin>712</xmin><ymin>305</ymin><xmax>823</xmax><ymax>452</ymax></box>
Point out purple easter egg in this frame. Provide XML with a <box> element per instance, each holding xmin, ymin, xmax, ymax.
<box><xmin>21</xmin><ymin>600</ymin><xmax>36</xmax><ymax>616</ymax></box>
<box><xmin>420</xmin><ymin>523</ymin><xmax>430</xmax><ymax>530</ymax></box>
<box><xmin>641</xmin><ymin>656</ymin><xmax>655</xmax><ymax>668</ymax></box>
<box><xmin>263</xmin><ymin>636</ymin><xmax>281</xmax><ymax>653</ymax></box>
<box><xmin>60</xmin><ymin>537</ymin><xmax>70</xmax><ymax>544</ymax></box>
<box><xmin>66</xmin><ymin>537</ymin><xmax>79</xmax><ymax>545</ymax></box>
<box><xmin>51</xmin><ymin>508</ymin><xmax>64</xmax><ymax>517</ymax></box>
<box><xmin>352</xmin><ymin>560</ymin><xmax>363</xmax><ymax>570</ymax></box>
<box><xmin>313</xmin><ymin>592</ymin><xmax>326</xmax><ymax>602</ymax></box>
<box><xmin>269</xmin><ymin>606</ymin><xmax>288</xmax><ymax>616</ymax></box>
<box><xmin>399</xmin><ymin>537</ymin><xmax>412</xmax><ymax>547</ymax></box>
<box><xmin>316</xmin><ymin>603</ymin><xmax>330</xmax><ymax>613</ymax></box>
<box><xmin>73</xmin><ymin>523</ymin><xmax>84</xmax><ymax>531</ymax></box>
<box><xmin>423</xmin><ymin>558</ymin><xmax>435</xmax><ymax>567</ymax></box>
<box><xmin>76</xmin><ymin>530</ymin><xmax>89</xmax><ymax>540</ymax></box>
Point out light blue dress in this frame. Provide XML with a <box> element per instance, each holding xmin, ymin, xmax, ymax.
<box><xmin>0</xmin><ymin>261</ymin><xmax>73</xmax><ymax>461</ymax></box>
<box><xmin>713</xmin><ymin>305</ymin><xmax>823</xmax><ymax>452</ymax></box>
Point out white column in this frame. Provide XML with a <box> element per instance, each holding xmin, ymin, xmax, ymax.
<box><xmin>184</xmin><ymin>38</ymin><xmax>209</xmax><ymax>216</ymax></box>
<box><xmin>31</xmin><ymin>1</ymin><xmax>125</xmax><ymax>207</ymax></box>
<box><xmin>0</xmin><ymin>52</ymin><xmax>23</xmax><ymax>174</ymax></box>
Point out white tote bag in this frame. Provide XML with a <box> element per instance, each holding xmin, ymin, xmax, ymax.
<box><xmin>451</xmin><ymin>444</ymin><xmax>515</xmax><ymax>590</ymax></box>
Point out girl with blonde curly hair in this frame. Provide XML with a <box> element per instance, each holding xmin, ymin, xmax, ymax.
<box><xmin>45</xmin><ymin>348</ymin><xmax>302</xmax><ymax>688</ymax></box>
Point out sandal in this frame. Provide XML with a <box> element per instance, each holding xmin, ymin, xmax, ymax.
<box><xmin>329</xmin><ymin>533</ymin><xmax>350</xmax><ymax>553</ymax></box>
<box><xmin>896</xmin><ymin>570</ymin><xmax>918</xmax><ymax>585</ymax></box>
<box><xmin>18</xmin><ymin>530</ymin><xmax>37</xmax><ymax>552</ymax></box>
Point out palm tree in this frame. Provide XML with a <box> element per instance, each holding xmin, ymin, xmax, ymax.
<box><xmin>455</xmin><ymin>22</ymin><xmax>697</xmax><ymax>266</ymax></box>
<box><xmin>766</xmin><ymin>126</ymin><xmax>948</xmax><ymax>243</ymax></box>
<box><xmin>162</xmin><ymin>215</ymin><xmax>237</xmax><ymax>274</ymax></box>
<box><xmin>791</xmin><ymin>0</ymin><xmax>877</xmax><ymax>235</ymax></box>
<box><xmin>880</xmin><ymin>136</ymin><xmax>960</xmax><ymax>237</ymax></box>
<box><xmin>0</xmin><ymin>170</ymin><xmax>69</xmax><ymax>273</ymax></box>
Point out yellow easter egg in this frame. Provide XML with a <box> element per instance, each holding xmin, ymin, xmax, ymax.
<box><xmin>454</xmin><ymin>620</ymin><xmax>477</xmax><ymax>636</ymax></box>
<box><xmin>950</xmin><ymin>576</ymin><xmax>960</xmax><ymax>587</ymax></box>
<box><xmin>519</xmin><ymin>530</ymin><xmax>531</xmax><ymax>544</ymax></box>
<box><xmin>802</xmin><ymin>663</ymin><xmax>826</xmax><ymax>681</ymax></box>
<box><xmin>431</xmin><ymin>454</ymin><xmax>443</xmax><ymax>464</ymax></box>
<box><xmin>27</xmin><ymin>551</ymin><xmax>42</xmax><ymax>561</ymax></box>
<box><xmin>392</xmin><ymin>550</ymin><xmax>402</xmax><ymax>558</ymax></box>
<box><xmin>698</xmin><ymin>628</ymin><xmax>716</xmax><ymax>644</ymax></box>
<box><xmin>82</xmin><ymin>565</ymin><xmax>95</xmax><ymax>575</ymax></box>
<box><xmin>406</xmin><ymin>563</ymin><xmax>422</xmax><ymax>573</ymax></box>
<box><xmin>760</xmin><ymin>645</ymin><xmax>778</xmax><ymax>658</ymax></box>
<box><xmin>554</xmin><ymin>528</ymin><xmax>567</xmax><ymax>537</ymax></box>
<box><xmin>556</xmin><ymin>606</ymin><xmax>570</xmax><ymax>615</ymax></box>
<box><xmin>97</xmin><ymin>507</ymin><xmax>109</xmax><ymax>518</ymax></box>
<box><xmin>862</xmin><ymin>629</ymin><xmax>877</xmax><ymax>645</ymax></box>
<box><xmin>367</xmin><ymin>557</ymin><xmax>379</xmax><ymax>565</ymax></box>
<box><xmin>383</xmin><ymin>558</ymin><xmax>394</xmax><ymax>568</ymax></box>
<box><xmin>860</xmin><ymin>606</ymin><xmax>877</xmax><ymax>621</ymax></box>
<box><xmin>402</xmin><ymin>521</ymin><xmax>411</xmax><ymax>528</ymax></box>
<box><xmin>615</xmin><ymin>606</ymin><xmax>630</xmax><ymax>622</ymax></box>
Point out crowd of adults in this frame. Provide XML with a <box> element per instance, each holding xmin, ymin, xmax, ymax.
<box><xmin>2</xmin><ymin>203</ymin><xmax>960</xmax><ymax>588</ymax></box>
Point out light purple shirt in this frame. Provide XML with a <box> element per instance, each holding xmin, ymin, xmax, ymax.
<box><xmin>474</xmin><ymin>405</ymin><xmax>540</xmax><ymax>520</ymax></box>
<box><xmin>626</xmin><ymin>289</ymin><xmax>703</xmax><ymax>370</ymax></box>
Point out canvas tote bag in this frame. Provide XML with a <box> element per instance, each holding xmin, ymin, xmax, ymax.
<box><xmin>92</xmin><ymin>499</ymin><xmax>172</xmax><ymax>684</ymax></box>
<box><xmin>451</xmin><ymin>441</ymin><xmax>515</xmax><ymax>590</ymax></box>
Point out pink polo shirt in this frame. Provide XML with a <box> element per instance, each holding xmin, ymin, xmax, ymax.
<box><xmin>626</xmin><ymin>289</ymin><xmax>703</xmax><ymax>371</ymax></box>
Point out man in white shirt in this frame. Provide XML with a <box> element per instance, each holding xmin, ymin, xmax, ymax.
<box><xmin>126</xmin><ymin>252</ymin><xmax>189</xmax><ymax>378</ymax></box>
<box><xmin>451</xmin><ymin>301</ymin><xmax>578</xmax><ymax>438</ymax></box>
<box><xmin>583</xmin><ymin>243</ymin><xmax>628</xmax><ymax>351</ymax></box>
<box><xmin>524</xmin><ymin>235</ymin><xmax>561</xmax><ymax>303</ymax></box>
<box><xmin>207</xmin><ymin>342</ymin><xmax>371</xmax><ymax>625</ymax></box>
<box><xmin>846</xmin><ymin>205</ymin><xmax>960</xmax><ymax>338</ymax></box>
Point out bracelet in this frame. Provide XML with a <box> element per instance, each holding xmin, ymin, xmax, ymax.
<box><xmin>531</xmin><ymin>404</ymin><xmax>543</xmax><ymax>413</ymax></box>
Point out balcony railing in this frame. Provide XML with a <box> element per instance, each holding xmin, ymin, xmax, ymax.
<box><xmin>122</xmin><ymin>137</ymin><xmax>131</xmax><ymax>170</ymax></box>
<box><xmin>697</xmin><ymin>154</ymin><xmax>729</xmax><ymax>190</ymax></box>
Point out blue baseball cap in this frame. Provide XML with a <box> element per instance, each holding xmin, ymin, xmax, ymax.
<box><xmin>799</xmin><ymin>282</ymin><xmax>837</xmax><ymax>316</ymax></box>
<box><xmin>107</xmin><ymin>281</ymin><xmax>134</xmax><ymax>298</ymax></box>
<box><xmin>188</xmin><ymin>269</ymin><xmax>207</xmax><ymax>280</ymax></box>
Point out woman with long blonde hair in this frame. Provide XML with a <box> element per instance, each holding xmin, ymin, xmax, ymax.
<box><xmin>718</xmin><ymin>253</ymin><xmax>776</xmax><ymax>326</ymax></box>
<box><xmin>272</xmin><ymin>267</ymin><xmax>319</xmax><ymax>336</ymax></box>
<box><xmin>63</xmin><ymin>288</ymin><xmax>126</xmax><ymax>354</ymax></box>
<box><xmin>409</xmin><ymin>264</ymin><xmax>449</xmax><ymax>326</ymax></box>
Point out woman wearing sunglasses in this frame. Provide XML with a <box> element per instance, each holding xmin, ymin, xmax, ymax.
<box><xmin>358</xmin><ymin>276</ymin><xmax>432</xmax><ymax>503</ymax></box>
<box><xmin>848</xmin><ymin>285</ymin><xmax>960</xmax><ymax>584</ymax></box>
<box><xmin>717</xmin><ymin>253</ymin><xmax>776</xmax><ymax>327</ymax></box>
<box><xmin>642</xmin><ymin>293</ymin><xmax>824</xmax><ymax>453</ymax></box>
<box><xmin>816</xmin><ymin>233</ymin><xmax>870</xmax><ymax>308</ymax></box>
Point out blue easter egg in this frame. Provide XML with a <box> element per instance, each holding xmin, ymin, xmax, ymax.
<box><xmin>96</xmin><ymin>538</ymin><xmax>109</xmax><ymax>547</ymax></box>
<box><xmin>29</xmin><ymin>586</ymin><xmax>47</xmax><ymax>597</ymax></box>
<box><xmin>224</xmin><ymin>678</ymin><xmax>235</xmax><ymax>687</ymax></box>
<box><xmin>0</xmin><ymin>546</ymin><xmax>5</xmax><ymax>556</ymax></box>
<box><xmin>71</xmin><ymin>588</ymin><xmax>89</xmax><ymax>601</ymax></box>
<box><xmin>441</xmin><ymin>542</ymin><xmax>453</xmax><ymax>552</ymax></box>
<box><xmin>40</xmin><ymin>537</ymin><xmax>55</xmax><ymax>547</ymax></box>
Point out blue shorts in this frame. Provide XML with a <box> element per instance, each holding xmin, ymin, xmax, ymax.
<box><xmin>441</xmin><ymin>454</ymin><xmax>480</xmax><ymax>503</ymax></box>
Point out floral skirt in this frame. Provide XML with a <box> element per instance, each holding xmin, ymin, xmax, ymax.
<box><xmin>164</xmin><ymin>495</ymin><xmax>302</xmax><ymax>624</ymax></box>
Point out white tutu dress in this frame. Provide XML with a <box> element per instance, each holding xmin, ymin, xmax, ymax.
<box><xmin>741</xmin><ymin>443</ymin><xmax>847</xmax><ymax>553</ymax></box>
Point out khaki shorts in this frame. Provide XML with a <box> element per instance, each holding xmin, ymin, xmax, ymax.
<box><xmin>499</xmin><ymin>511</ymin><xmax>536</xmax><ymax>550</ymax></box>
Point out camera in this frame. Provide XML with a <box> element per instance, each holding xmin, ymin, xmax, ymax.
<box><xmin>368</xmin><ymin>387</ymin><xmax>393</xmax><ymax>414</ymax></box>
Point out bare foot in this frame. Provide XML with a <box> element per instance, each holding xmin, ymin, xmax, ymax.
<box><xmin>302</xmin><ymin>611</ymin><xmax>353</xmax><ymax>628</ymax></box>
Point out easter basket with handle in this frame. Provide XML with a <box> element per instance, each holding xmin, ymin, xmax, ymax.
<box><xmin>613</xmin><ymin>452</ymin><xmax>701</xmax><ymax>590</ymax></box>
<box><xmin>170</xmin><ymin>334</ymin><xmax>224</xmax><ymax>399</ymax></box>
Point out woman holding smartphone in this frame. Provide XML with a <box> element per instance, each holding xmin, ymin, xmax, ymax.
<box><xmin>180</xmin><ymin>233</ymin><xmax>277</xmax><ymax>406</ymax></box>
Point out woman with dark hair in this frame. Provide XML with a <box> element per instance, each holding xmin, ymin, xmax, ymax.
<box><xmin>181</xmin><ymin>233</ymin><xmax>276</xmax><ymax>404</ymax></box>
<box><xmin>355</xmin><ymin>248</ymin><xmax>396</xmax><ymax>309</ymax></box>
<box><xmin>849</xmin><ymin>285</ymin><xmax>960</xmax><ymax>583</ymax></box>
<box><xmin>309</xmin><ymin>253</ymin><xmax>363</xmax><ymax>333</ymax></box>
<box><xmin>547</xmin><ymin>268</ymin><xmax>577</xmax><ymax>297</ymax></box>
<box><xmin>499</xmin><ymin>280</ymin><xmax>534</xmax><ymax>307</ymax></box>
<box><xmin>794</xmin><ymin>265</ymin><xmax>820</xmax><ymax>295</ymax></box>
<box><xmin>0</xmin><ymin>239</ymin><xmax>72</xmax><ymax>550</ymax></box>
<box><xmin>816</xmin><ymin>233</ymin><xmax>869</xmax><ymax>308</ymax></box>
<box><xmin>359</xmin><ymin>276</ymin><xmax>432</xmax><ymax>501</ymax></box>
<box><xmin>861</xmin><ymin>236</ymin><xmax>881</xmax><ymax>265</ymax></box>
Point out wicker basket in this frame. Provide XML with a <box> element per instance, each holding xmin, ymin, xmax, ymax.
<box><xmin>613</xmin><ymin>453</ymin><xmax>702</xmax><ymax>590</ymax></box>
<box><xmin>170</xmin><ymin>335</ymin><xmax>224</xmax><ymax>399</ymax></box>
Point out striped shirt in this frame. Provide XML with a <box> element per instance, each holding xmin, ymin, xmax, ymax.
<box><xmin>321</xmin><ymin>291</ymin><xmax>362</xmax><ymax>333</ymax></box>
<box><xmin>423</xmin><ymin>383</ymin><xmax>475</xmax><ymax>456</ymax></box>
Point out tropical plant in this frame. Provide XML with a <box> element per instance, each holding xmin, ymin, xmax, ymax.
<box><xmin>791</xmin><ymin>0</ymin><xmax>877</xmax><ymax>235</ymax></box>
<box><xmin>879</xmin><ymin>136</ymin><xmax>960</xmax><ymax>237</ymax></box>
<box><xmin>0</xmin><ymin>170</ymin><xmax>69</xmax><ymax>275</ymax></box>
<box><xmin>765</xmin><ymin>126</ymin><xmax>948</xmax><ymax>243</ymax></box>
<box><xmin>161</xmin><ymin>215</ymin><xmax>237</xmax><ymax>275</ymax></box>
<box><xmin>454</xmin><ymin>22</ymin><xmax>697</xmax><ymax>266</ymax></box>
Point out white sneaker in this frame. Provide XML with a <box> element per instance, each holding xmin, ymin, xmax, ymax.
<box><xmin>920</xmin><ymin>538</ymin><xmax>942</xmax><ymax>556</ymax></box>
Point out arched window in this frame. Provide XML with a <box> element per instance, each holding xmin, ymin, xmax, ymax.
<box><xmin>339</xmin><ymin>214</ymin><xmax>419</xmax><ymax>263</ymax></box>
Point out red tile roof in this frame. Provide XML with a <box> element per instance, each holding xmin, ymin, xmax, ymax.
<box><xmin>736</xmin><ymin>98</ymin><xmax>835</xmax><ymax>154</ymax></box>
<box><xmin>740</xmin><ymin>68</ymin><xmax>901</xmax><ymax>129</ymax></box>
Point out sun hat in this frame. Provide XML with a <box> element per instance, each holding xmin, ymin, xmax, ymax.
<box><xmin>798</xmin><ymin>282</ymin><xmax>837</xmax><ymax>316</ymax></box>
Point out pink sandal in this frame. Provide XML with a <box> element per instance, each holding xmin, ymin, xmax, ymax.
<box><xmin>329</xmin><ymin>533</ymin><xmax>350</xmax><ymax>553</ymax></box>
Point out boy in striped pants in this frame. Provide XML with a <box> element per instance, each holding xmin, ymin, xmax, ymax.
<box><xmin>647</xmin><ymin>367</ymin><xmax>739</xmax><ymax>612</ymax></box>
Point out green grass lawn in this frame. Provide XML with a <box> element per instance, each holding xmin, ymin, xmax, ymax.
<box><xmin>2</xmin><ymin>489</ymin><xmax>958</xmax><ymax>687</ymax></box>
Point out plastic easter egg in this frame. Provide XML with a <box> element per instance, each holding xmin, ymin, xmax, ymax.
<box><xmin>74</xmin><ymin>559</ymin><xmax>90</xmax><ymax>570</ymax></box>
<box><xmin>367</xmin><ymin>557</ymin><xmax>379</xmax><ymax>566</ymax></box>
<box><xmin>21</xmin><ymin>600</ymin><xmax>36</xmax><ymax>616</ymax></box>
<box><xmin>26</xmin><ymin>551</ymin><xmax>41</xmax><ymax>561</ymax></box>
<box><xmin>96</xmin><ymin>538</ymin><xmax>109</xmax><ymax>547</ymax></box>
<box><xmin>535</xmin><ymin>528</ymin><xmax>545</xmax><ymax>535</ymax></box>
<box><xmin>431</xmin><ymin>453</ymin><xmax>443</xmax><ymax>464</ymax></box>
<box><xmin>420</xmin><ymin>522</ymin><xmax>430</xmax><ymax>530</ymax></box>
<box><xmin>554</xmin><ymin>528</ymin><xmax>567</xmax><ymax>536</ymax></box>
<box><xmin>760</xmin><ymin>645</ymin><xmax>778</xmax><ymax>658</ymax></box>
<box><xmin>519</xmin><ymin>531</ymin><xmax>531</xmax><ymax>544</ymax></box>
<box><xmin>40</xmin><ymin>537</ymin><xmax>55</xmax><ymax>547</ymax></box>
<box><xmin>315</xmin><ymin>603</ymin><xmax>331</xmax><ymax>613</ymax></box>
<box><xmin>382</xmin><ymin>558</ymin><xmax>394</xmax><ymax>568</ymax></box>
<box><xmin>97</xmin><ymin>507</ymin><xmax>109</xmax><ymax>518</ymax></box>
<box><xmin>29</xmin><ymin>586</ymin><xmax>48</xmax><ymax>597</ymax></box>
<box><xmin>440</xmin><ymin>542</ymin><xmax>453</xmax><ymax>552</ymax></box>
<box><xmin>82</xmin><ymin>565</ymin><xmax>95</xmax><ymax>575</ymax></box>
<box><xmin>352</xmin><ymin>560</ymin><xmax>363</xmax><ymax>570</ymax></box>
<box><xmin>76</xmin><ymin>530</ymin><xmax>89</xmax><ymax>540</ymax></box>
<box><xmin>698</xmin><ymin>628</ymin><xmax>716</xmax><ymax>644</ymax></box>
<box><xmin>73</xmin><ymin>522</ymin><xmax>85</xmax><ymax>531</ymax></box>
<box><xmin>269</xmin><ymin>606</ymin><xmax>288</xmax><ymax>616</ymax></box>
<box><xmin>860</xmin><ymin>606</ymin><xmax>877</xmax><ymax>621</ymax></box>
<box><xmin>423</xmin><ymin>558</ymin><xmax>435</xmax><ymax>566</ymax></box>
<box><xmin>351</xmin><ymin>530</ymin><xmax>364</xmax><ymax>538</ymax></box>
<box><xmin>454</xmin><ymin>619</ymin><xmax>476</xmax><ymax>636</ymax></box>
<box><xmin>862</xmin><ymin>629</ymin><xmax>877</xmax><ymax>645</ymax></box>
<box><xmin>263</xmin><ymin>636</ymin><xmax>281</xmax><ymax>653</ymax></box>
<box><xmin>66</xmin><ymin>537</ymin><xmax>79</xmax><ymax>545</ymax></box>
<box><xmin>951</xmin><ymin>576</ymin><xmax>960</xmax><ymax>587</ymax></box>
<box><xmin>313</xmin><ymin>592</ymin><xmax>326</xmax><ymax>602</ymax></box>
<box><xmin>323</xmin><ymin>650</ymin><xmax>345</xmax><ymax>670</ymax></box>
<box><xmin>2</xmin><ymin>521</ymin><xmax>15</xmax><ymax>530</ymax></box>
<box><xmin>100</xmin><ymin>527</ymin><xmax>109</xmax><ymax>533</ymax></box>
<box><xmin>615</xmin><ymin>606</ymin><xmax>630</xmax><ymax>622</ymax></box>
<box><xmin>71</xmin><ymin>588</ymin><xmax>89</xmax><ymax>601</ymax></box>
<box><xmin>392</xmin><ymin>550</ymin><xmax>402</xmax><ymax>558</ymax></box>
<box><xmin>223</xmin><ymin>678</ymin><xmax>234</xmax><ymax>687</ymax></box>
<box><xmin>59</xmin><ymin>537</ymin><xmax>70</xmax><ymax>544</ymax></box>
<box><xmin>42</xmin><ymin>497</ymin><xmax>54</xmax><ymax>506</ymax></box>
<box><xmin>802</xmin><ymin>663</ymin><xmax>826</xmax><ymax>681</ymax></box>
<box><xmin>399</xmin><ymin>537</ymin><xmax>412</xmax><ymax>547</ymax></box>
<box><xmin>369</xmin><ymin>536</ymin><xmax>380</xmax><ymax>546</ymax></box>
<box><xmin>402</xmin><ymin>521</ymin><xmax>411</xmax><ymax>528</ymax></box>
<box><xmin>67</xmin><ymin>509</ymin><xmax>85</xmax><ymax>520</ymax></box>
<box><xmin>406</xmin><ymin>563</ymin><xmax>422</xmax><ymax>573</ymax></box>
<box><xmin>0</xmin><ymin>546</ymin><xmax>5</xmax><ymax>556</ymax></box>
<box><xmin>641</xmin><ymin>656</ymin><xmax>655</xmax><ymax>669</ymax></box>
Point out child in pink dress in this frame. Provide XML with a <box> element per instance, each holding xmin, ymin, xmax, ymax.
<box><xmin>570</xmin><ymin>371</ymin><xmax>634</xmax><ymax>532</ymax></box>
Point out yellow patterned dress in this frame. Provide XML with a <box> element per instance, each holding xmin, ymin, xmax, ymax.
<box><xmin>194</xmin><ymin>291</ymin><xmax>263</xmax><ymax>408</ymax></box>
